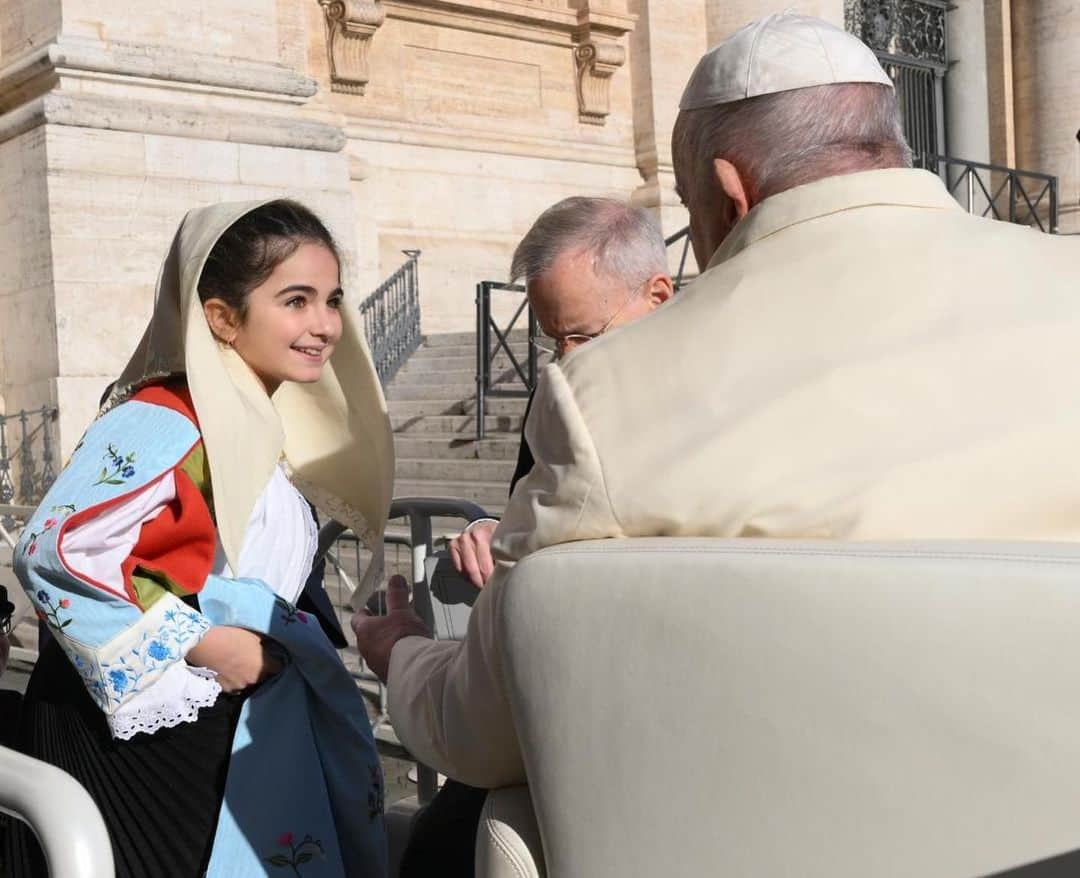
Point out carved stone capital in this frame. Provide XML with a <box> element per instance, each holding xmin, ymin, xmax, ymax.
<box><xmin>319</xmin><ymin>0</ymin><xmax>387</xmax><ymax>96</ymax></box>
<box><xmin>574</xmin><ymin>38</ymin><xmax>625</xmax><ymax>125</ymax></box>
<box><xmin>573</xmin><ymin>3</ymin><xmax>634</xmax><ymax>126</ymax></box>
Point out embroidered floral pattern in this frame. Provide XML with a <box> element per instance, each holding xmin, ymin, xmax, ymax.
<box><xmin>368</xmin><ymin>763</ymin><xmax>384</xmax><ymax>821</ymax></box>
<box><xmin>274</xmin><ymin>596</ymin><xmax>309</xmax><ymax>626</ymax></box>
<box><xmin>34</xmin><ymin>589</ymin><xmax>72</xmax><ymax>632</ymax></box>
<box><xmin>266</xmin><ymin>832</ymin><xmax>325</xmax><ymax>875</ymax></box>
<box><xmin>90</xmin><ymin>608</ymin><xmax>210</xmax><ymax>710</ymax></box>
<box><xmin>23</xmin><ymin>504</ymin><xmax>77</xmax><ymax>556</ymax></box>
<box><xmin>93</xmin><ymin>443</ymin><xmax>137</xmax><ymax>486</ymax></box>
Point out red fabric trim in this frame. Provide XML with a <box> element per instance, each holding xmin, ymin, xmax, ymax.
<box><xmin>56</xmin><ymin>438</ymin><xmax>207</xmax><ymax>607</ymax></box>
<box><xmin>120</xmin><ymin>464</ymin><xmax>216</xmax><ymax>605</ymax></box>
<box><xmin>131</xmin><ymin>382</ymin><xmax>199</xmax><ymax>428</ymax></box>
<box><xmin>54</xmin><ymin>383</ymin><xmax>215</xmax><ymax>610</ymax></box>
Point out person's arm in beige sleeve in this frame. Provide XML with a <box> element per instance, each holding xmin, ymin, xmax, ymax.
<box><xmin>372</xmin><ymin>363</ymin><xmax>621</xmax><ymax>788</ymax></box>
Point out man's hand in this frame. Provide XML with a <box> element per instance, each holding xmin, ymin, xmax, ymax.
<box><xmin>186</xmin><ymin>625</ymin><xmax>283</xmax><ymax>692</ymax></box>
<box><xmin>449</xmin><ymin>519</ymin><xmax>498</xmax><ymax>589</ymax></box>
<box><xmin>352</xmin><ymin>575</ymin><xmax>432</xmax><ymax>683</ymax></box>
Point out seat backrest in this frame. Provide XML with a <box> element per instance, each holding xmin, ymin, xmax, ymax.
<box><xmin>497</xmin><ymin>538</ymin><xmax>1080</xmax><ymax>878</ymax></box>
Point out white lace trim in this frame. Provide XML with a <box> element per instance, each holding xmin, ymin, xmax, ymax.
<box><xmin>107</xmin><ymin>663</ymin><xmax>222</xmax><ymax>740</ymax></box>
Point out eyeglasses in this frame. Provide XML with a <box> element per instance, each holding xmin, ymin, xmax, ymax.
<box><xmin>0</xmin><ymin>614</ymin><xmax>12</xmax><ymax>636</ymax></box>
<box><xmin>533</xmin><ymin>279</ymin><xmax>647</xmax><ymax>359</ymax></box>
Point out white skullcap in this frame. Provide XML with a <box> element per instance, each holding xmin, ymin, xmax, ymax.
<box><xmin>679</xmin><ymin>12</ymin><xmax>893</xmax><ymax>110</ymax></box>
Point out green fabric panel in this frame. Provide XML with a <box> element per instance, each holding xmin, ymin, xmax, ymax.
<box><xmin>134</xmin><ymin>565</ymin><xmax>194</xmax><ymax>601</ymax></box>
<box><xmin>179</xmin><ymin>440</ymin><xmax>215</xmax><ymax>520</ymax></box>
<box><xmin>131</xmin><ymin>572</ymin><xmax>169</xmax><ymax>610</ymax></box>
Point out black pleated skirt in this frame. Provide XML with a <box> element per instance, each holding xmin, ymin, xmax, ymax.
<box><xmin>4</xmin><ymin>640</ymin><xmax>245</xmax><ymax>878</ymax></box>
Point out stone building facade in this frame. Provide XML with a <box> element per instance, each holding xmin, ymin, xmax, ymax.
<box><xmin>0</xmin><ymin>0</ymin><xmax>1077</xmax><ymax>456</ymax></box>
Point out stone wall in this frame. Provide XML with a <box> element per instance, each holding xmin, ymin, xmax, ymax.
<box><xmin>0</xmin><ymin>0</ymin><xmax>357</xmax><ymax>455</ymax></box>
<box><xmin>0</xmin><ymin>126</ymin><xmax>56</xmax><ymax>420</ymax></box>
<box><xmin>305</xmin><ymin>0</ymin><xmax>649</xmax><ymax>333</ymax></box>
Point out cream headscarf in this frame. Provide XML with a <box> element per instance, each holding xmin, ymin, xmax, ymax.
<box><xmin>107</xmin><ymin>200</ymin><xmax>394</xmax><ymax>599</ymax></box>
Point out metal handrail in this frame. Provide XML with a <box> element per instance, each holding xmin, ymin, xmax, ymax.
<box><xmin>0</xmin><ymin>745</ymin><xmax>115</xmax><ymax>878</ymax></box>
<box><xmin>359</xmin><ymin>250</ymin><xmax>422</xmax><ymax>385</ymax></box>
<box><xmin>916</xmin><ymin>154</ymin><xmax>1060</xmax><ymax>233</ymax></box>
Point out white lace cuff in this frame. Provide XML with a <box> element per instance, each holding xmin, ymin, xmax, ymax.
<box><xmin>107</xmin><ymin>662</ymin><xmax>222</xmax><ymax>740</ymax></box>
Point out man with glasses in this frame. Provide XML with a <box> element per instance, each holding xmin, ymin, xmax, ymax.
<box><xmin>448</xmin><ymin>195</ymin><xmax>674</xmax><ymax>593</ymax></box>
<box><xmin>402</xmin><ymin>196</ymin><xmax>673</xmax><ymax>877</ymax></box>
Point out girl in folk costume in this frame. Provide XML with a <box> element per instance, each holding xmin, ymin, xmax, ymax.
<box><xmin>8</xmin><ymin>200</ymin><xmax>395</xmax><ymax>877</ymax></box>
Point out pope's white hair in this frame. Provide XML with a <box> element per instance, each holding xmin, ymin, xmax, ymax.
<box><xmin>510</xmin><ymin>197</ymin><xmax>667</xmax><ymax>291</ymax></box>
<box><xmin>672</xmin><ymin>82</ymin><xmax>912</xmax><ymax>203</ymax></box>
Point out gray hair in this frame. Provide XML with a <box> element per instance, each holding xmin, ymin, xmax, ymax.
<box><xmin>672</xmin><ymin>82</ymin><xmax>912</xmax><ymax>203</ymax></box>
<box><xmin>510</xmin><ymin>197</ymin><xmax>667</xmax><ymax>289</ymax></box>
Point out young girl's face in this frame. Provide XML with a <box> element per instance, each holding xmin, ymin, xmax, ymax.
<box><xmin>224</xmin><ymin>242</ymin><xmax>344</xmax><ymax>394</ymax></box>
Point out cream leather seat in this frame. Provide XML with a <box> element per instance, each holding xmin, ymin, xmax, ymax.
<box><xmin>475</xmin><ymin>538</ymin><xmax>1080</xmax><ymax>878</ymax></box>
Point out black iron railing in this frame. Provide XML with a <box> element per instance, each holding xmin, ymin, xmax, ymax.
<box><xmin>0</xmin><ymin>405</ymin><xmax>58</xmax><ymax>510</ymax></box>
<box><xmin>474</xmin><ymin>281</ymin><xmax>538</xmax><ymax>441</ymax></box>
<box><xmin>916</xmin><ymin>154</ymin><xmax>1059</xmax><ymax>233</ymax></box>
<box><xmin>360</xmin><ymin>250</ymin><xmax>422</xmax><ymax>385</ymax></box>
<box><xmin>667</xmin><ymin>225</ymin><xmax>692</xmax><ymax>290</ymax></box>
<box><xmin>846</xmin><ymin>0</ymin><xmax>948</xmax><ymax>160</ymax></box>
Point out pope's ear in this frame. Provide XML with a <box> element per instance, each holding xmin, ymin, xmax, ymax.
<box><xmin>202</xmin><ymin>298</ymin><xmax>241</xmax><ymax>345</ymax></box>
<box><xmin>645</xmin><ymin>273</ymin><xmax>675</xmax><ymax>309</ymax></box>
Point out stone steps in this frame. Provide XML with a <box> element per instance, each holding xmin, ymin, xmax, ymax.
<box><xmin>394</xmin><ymin>434</ymin><xmax>520</xmax><ymax>460</ymax></box>
<box><xmin>395</xmin><ymin>456</ymin><xmax>518</xmax><ymax>483</ymax></box>
<box><xmin>317</xmin><ymin>331</ymin><xmax>527</xmax><ymax>546</ymax></box>
<box><xmin>421</xmin><ymin>329</ymin><xmax>530</xmax><ymax>348</ymax></box>
<box><xmin>389</xmin><ymin>413</ymin><xmax>525</xmax><ymax>434</ymax></box>
<box><xmin>393</xmin><ymin>367</ymin><xmax>523</xmax><ymax>386</ymax></box>
<box><xmin>387</xmin><ymin>397</ymin><xmax>526</xmax><ymax>417</ymax></box>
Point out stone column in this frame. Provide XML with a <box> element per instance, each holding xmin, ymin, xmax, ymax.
<box><xmin>628</xmin><ymin>0</ymin><xmax>707</xmax><ymax>262</ymax></box>
<box><xmin>705</xmin><ymin>0</ymin><xmax>843</xmax><ymax>46</ymax></box>
<box><xmin>983</xmin><ymin>0</ymin><xmax>1016</xmax><ymax>169</ymax></box>
<box><xmin>945</xmin><ymin>0</ymin><xmax>991</xmax><ymax>165</ymax></box>
<box><xmin>1011</xmin><ymin>0</ymin><xmax>1080</xmax><ymax>232</ymax></box>
<box><xmin>0</xmin><ymin>0</ymin><xmax>356</xmax><ymax>455</ymax></box>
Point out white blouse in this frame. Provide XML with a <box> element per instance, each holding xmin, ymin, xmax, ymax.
<box><xmin>63</xmin><ymin>464</ymin><xmax>318</xmax><ymax>739</ymax></box>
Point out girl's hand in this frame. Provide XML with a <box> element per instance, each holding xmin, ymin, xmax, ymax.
<box><xmin>186</xmin><ymin>625</ymin><xmax>284</xmax><ymax>692</ymax></box>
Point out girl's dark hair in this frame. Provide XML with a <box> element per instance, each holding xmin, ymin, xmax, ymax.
<box><xmin>197</xmin><ymin>199</ymin><xmax>341</xmax><ymax>319</ymax></box>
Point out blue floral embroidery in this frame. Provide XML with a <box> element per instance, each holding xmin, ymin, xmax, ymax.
<box><xmin>108</xmin><ymin>669</ymin><xmax>129</xmax><ymax>695</ymax></box>
<box><xmin>85</xmin><ymin>608</ymin><xmax>211</xmax><ymax>710</ymax></box>
<box><xmin>94</xmin><ymin>444</ymin><xmax>137</xmax><ymax>487</ymax></box>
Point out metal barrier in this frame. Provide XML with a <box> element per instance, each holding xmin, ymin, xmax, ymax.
<box><xmin>318</xmin><ymin>496</ymin><xmax>489</xmax><ymax>805</ymax></box>
<box><xmin>0</xmin><ymin>745</ymin><xmax>115</xmax><ymax>878</ymax></box>
<box><xmin>666</xmin><ymin>225</ymin><xmax>693</xmax><ymax>290</ymax></box>
<box><xmin>360</xmin><ymin>249</ymin><xmax>422</xmax><ymax>385</ymax></box>
<box><xmin>474</xmin><ymin>281</ymin><xmax>538</xmax><ymax>441</ymax></box>
<box><xmin>916</xmin><ymin>154</ymin><xmax>1060</xmax><ymax>233</ymax></box>
<box><xmin>0</xmin><ymin>406</ymin><xmax>59</xmax><ymax>514</ymax></box>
